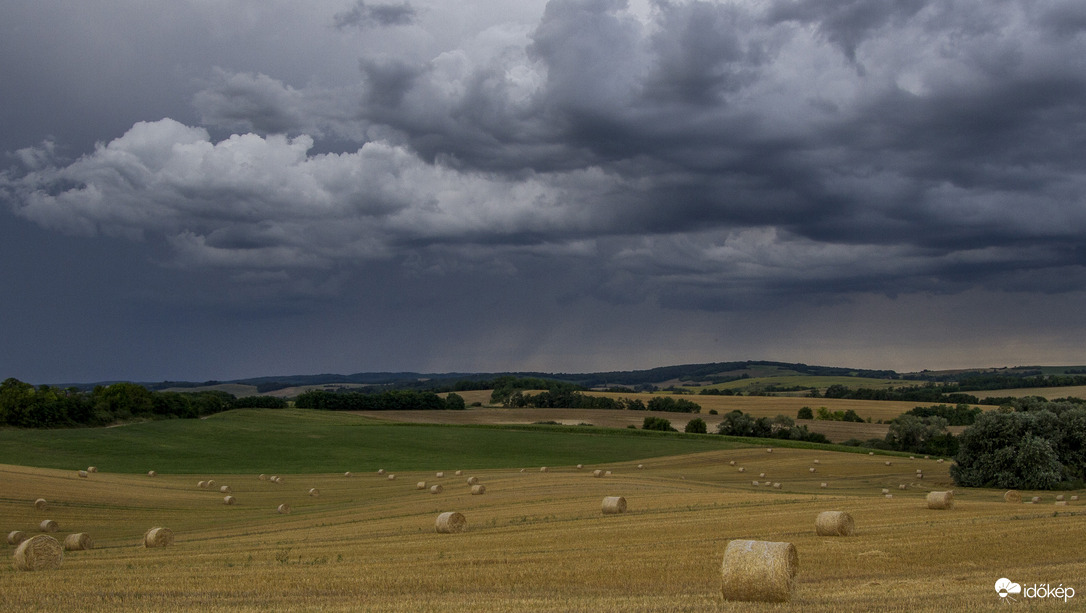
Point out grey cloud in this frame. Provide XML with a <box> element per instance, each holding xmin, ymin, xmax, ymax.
<box><xmin>334</xmin><ymin>1</ymin><xmax>417</xmax><ymax>29</ymax></box>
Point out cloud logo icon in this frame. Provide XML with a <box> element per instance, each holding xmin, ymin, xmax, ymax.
<box><xmin>995</xmin><ymin>578</ymin><xmax>1022</xmax><ymax>598</ymax></box>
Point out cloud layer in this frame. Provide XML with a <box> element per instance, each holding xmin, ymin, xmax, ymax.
<box><xmin>3</xmin><ymin>0</ymin><xmax>1086</xmax><ymax>379</ymax></box>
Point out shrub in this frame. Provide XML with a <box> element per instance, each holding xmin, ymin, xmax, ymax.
<box><xmin>684</xmin><ymin>418</ymin><xmax>707</xmax><ymax>434</ymax></box>
<box><xmin>642</xmin><ymin>416</ymin><xmax>675</xmax><ymax>431</ymax></box>
<box><xmin>796</xmin><ymin>407</ymin><xmax>813</xmax><ymax>420</ymax></box>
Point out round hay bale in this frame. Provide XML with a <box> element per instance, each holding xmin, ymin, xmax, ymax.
<box><xmin>143</xmin><ymin>527</ymin><xmax>173</xmax><ymax>548</ymax></box>
<box><xmin>436</xmin><ymin>472</ymin><xmax>444</xmax><ymax>478</ymax></box>
<box><xmin>1072</xmin><ymin>496</ymin><xmax>1079</xmax><ymax>501</ymax></box>
<box><xmin>34</xmin><ymin>498</ymin><xmax>47</xmax><ymax>511</ymax></box>
<box><xmin>435</xmin><ymin>511</ymin><xmax>466</xmax><ymax>533</ymax></box>
<box><xmin>87</xmin><ymin>466</ymin><xmax>98</xmax><ymax>473</ymax></box>
<box><xmin>868</xmin><ymin>452</ymin><xmax>874</xmax><ymax>456</ymax></box>
<box><xmin>737</xmin><ymin>467</ymin><xmax>745</xmax><ymax>473</ymax></box>
<box><xmin>884</xmin><ymin>461</ymin><xmax>892</xmax><ymax>466</ymax></box>
<box><xmin>269</xmin><ymin>475</ymin><xmax>278</xmax><ymax>483</ymax></box>
<box><xmin>772</xmin><ymin>483</ymin><xmax>781</xmax><ymax>490</ymax></box>
<box><xmin>813</xmin><ymin>459</ymin><xmax>820</xmax><ymax>464</ymax></box>
<box><xmin>13</xmin><ymin>535</ymin><xmax>63</xmax><ymax>571</ymax></box>
<box><xmin>387</xmin><ymin>474</ymin><xmax>396</xmax><ymax>480</ymax></box>
<box><xmin>344</xmin><ymin>471</ymin><xmax>352</xmax><ymax>478</ymax></box>
<box><xmin>720</xmin><ymin>539</ymin><xmax>797</xmax><ymax>603</ymax></box>
<box><xmin>147</xmin><ymin>470</ymin><xmax>157</xmax><ymax>477</ymax></box>
<box><xmin>540</xmin><ymin>467</ymin><xmax>548</xmax><ymax>473</ymax></box>
<box><xmin>416</xmin><ymin>481</ymin><xmax>427</xmax><ymax>490</ymax></box>
<box><xmin>430</xmin><ymin>484</ymin><xmax>443</xmax><ymax>494</ymax></box>
<box><xmin>307</xmin><ymin>488</ymin><xmax>320</xmax><ymax>497</ymax></box>
<box><xmin>602</xmin><ymin>496</ymin><xmax>627</xmax><ymax>514</ymax></box>
<box><xmin>815</xmin><ymin>511</ymin><xmax>854</xmax><ymax>536</ymax></box>
<box><xmin>809</xmin><ymin>468</ymin><xmax>816</xmax><ymax>473</ymax></box>
<box><xmin>766</xmin><ymin>448</ymin><xmax>773</xmax><ymax>453</ymax></box>
<box><xmin>467</xmin><ymin>476</ymin><xmax>479</xmax><ymax>485</ymax></box>
<box><xmin>899</xmin><ymin>484</ymin><xmax>907</xmax><ymax>490</ymax></box>
<box><xmin>1031</xmin><ymin>496</ymin><xmax>1041</xmax><ymax>503</ymax></box>
<box><xmin>917</xmin><ymin>473</ymin><xmax>924</xmax><ymax>479</ymax></box>
<box><xmin>937</xmin><ymin>458</ymin><xmax>944</xmax><ymax>463</ymax></box>
<box><xmin>576</xmin><ymin>464</ymin><xmax>583</xmax><ymax>470</ymax></box>
<box><xmin>1055</xmin><ymin>500</ymin><xmax>1068</xmax><ymax>506</ymax></box>
<box><xmin>63</xmin><ymin>533</ymin><xmax>93</xmax><ymax>551</ymax></box>
<box><xmin>729</xmin><ymin>460</ymin><xmax>736</xmax><ymax>466</ymax></box>
<box><xmin>207</xmin><ymin>480</ymin><xmax>215</xmax><ymax>488</ymax></box>
<box><xmin>752</xmin><ymin>481</ymin><xmax>760</xmax><ymax>486</ymax></box>
<box><xmin>820</xmin><ymin>482</ymin><xmax>828</xmax><ymax>488</ymax></box>
<box><xmin>198</xmin><ymin>480</ymin><xmax>207</xmax><ymax>489</ymax></box>
<box><xmin>637</xmin><ymin>464</ymin><xmax>644</xmax><ymax>469</ymax></box>
<box><xmin>881</xmin><ymin>488</ymin><xmax>889</xmax><ymax>495</ymax></box>
<box><xmin>884</xmin><ymin>494</ymin><xmax>893</xmax><ymax>499</ymax></box>
<box><xmin>8</xmin><ymin>530</ymin><xmax>28</xmax><ymax>546</ymax></box>
<box><xmin>39</xmin><ymin>520</ymin><xmax>58</xmax><ymax>533</ymax></box>
<box><xmin>77</xmin><ymin>470</ymin><xmax>88</xmax><ymax>478</ymax></box>
<box><xmin>759</xmin><ymin>473</ymin><xmax>766</xmax><ymax>478</ymax></box>
<box><xmin>605</xmin><ymin>470</ymin><xmax>612</xmax><ymax>476</ymax></box>
<box><xmin>593</xmin><ymin>469</ymin><xmax>603</xmax><ymax>478</ymax></box>
<box><xmin>220</xmin><ymin>485</ymin><xmax>231</xmax><ymax>494</ymax></box>
<box><xmin>926</xmin><ymin>491</ymin><xmax>954</xmax><ymax>510</ymax></box>
<box><xmin>259</xmin><ymin>474</ymin><xmax>267</xmax><ymax>481</ymax></box>
<box><xmin>273</xmin><ymin>476</ymin><xmax>283</xmax><ymax>484</ymax></box>
<box><xmin>223</xmin><ymin>495</ymin><xmax>236</xmax><ymax>505</ymax></box>
<box><xmin>764</xmin><ymin>481</ymin><xmax>772</xmax><ymax>487</ymax></box>
<box><xmin>454</xmin><ymin>470</ymin><xmax>462</xmax><ymax>476</ymax></box>
<box><xmin>1056</xmin><ymin>494</ymin><xmax>1065</xmax><ymax>501</ymax></box>
<box><xmin>277</xmin><ymin>503</ymin><xmax>291</xmax><ymax>515</ymax></box>
<box><xmin>470</xmin><ymin>484</ymin><xmax>486</xmax><ymax>495</ymax></box>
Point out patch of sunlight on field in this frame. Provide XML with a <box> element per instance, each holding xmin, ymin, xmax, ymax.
<box><xmin>2</xmin><ymin>451</ymin><xmax>1083</xmax><ymax>612</ymax></box>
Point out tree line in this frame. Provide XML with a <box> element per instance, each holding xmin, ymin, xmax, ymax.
<box><xmin>0</xmin><ymin>378</ymin><xmax>287</xmax><ymax>428</ymax></box>
<box><xmin>293</xmin><ymin>389</ymin><xmax>465</xmax><ymax>411</ymax></box>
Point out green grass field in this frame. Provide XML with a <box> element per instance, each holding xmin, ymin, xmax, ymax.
<box><xmin>0</xmin><ymin>409</ymin><xmax>771</xmax><ymax>474</ymax></box>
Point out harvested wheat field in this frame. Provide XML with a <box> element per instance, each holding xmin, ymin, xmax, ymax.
<box><xmin>1</xmin><ymin>448</ymin><xmax>1083</xmax><ymax>611</ymax></box>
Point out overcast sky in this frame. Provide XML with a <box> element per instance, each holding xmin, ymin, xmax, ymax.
<box><xmin>3</xmin><ymin>0</ymin><xmax>1086</xmax><ymax>384</ymax></box>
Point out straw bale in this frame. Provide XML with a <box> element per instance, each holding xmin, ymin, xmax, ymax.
<box><xmin>576</xmin><ymin>464</ymin><xmax>583</xmax><ymax>469</ymax></box>
<box><xmin>540</xmin><ymin>467</ymin><xmax>548</xmax><ymax>473</ymax></box>
<box><xmin>207</xmin><ymin>480</ymin><xmax>215</xmax><ymax>488</ymax></box>
<box><xmin>881</xmin><ymin>488</ymin><xmax>889</xmax><ymax>495</ymax></box>
<box><xmin>63</xmin><ymin>533</ymin><xmax>93</xmax><ymax>551</ymax></box>
<box><xmin>34</xmin><ymin>498</ymin><xmax>47</xmax><ymax>511</ymax></box>
<box><xmin>343</xmin><ymin>472</ymin><xmax>352</xmax><ymax>478</ymax></box>
<box><xmin>277</xmin><ymin>503</ymin><xmax>291</xmax><ymax>515</ymax></box>
<box><xmin>813</xmin><ymin>459</ymin><xmax>820</xmax><ymax>464</ymax></box>
<box><xmin>223</xmin><ymin>495</ymin><xmax>236</xmax><ymax>505</ymax></box>
<box><xmin>772</xmin><ymin>483</ymin><xmax>781</xmax><ymax>489</ymax></box>
<box><xmin>720</xmin><ymin>539</ymin><xmax>798</xmax><ymax>603</ymax></box>
<box><xmin>13</xmin><ymin>535</ymin><xmax>63</xmax><ymax>571</ymax></box>
<box><xmin>759</xmin><ymin>473</ymin><xmax>766</xmax><ymax>478</ymax></box>
<box><xmin>8</xmin><ymin>530</ymin><xmax>27</xmax><ymax>546</ymax></box>
<box><xmin>77</xmin><ymin>470</ymin><xmax>88</xmax><ymax>478</ymax></box>
<box><xmin>387</xmin><ymin>474</ymin><xmax>396</xmax><ymax>480</ymax></box>
<box><xmin>815</xmin><ymin>511</ymin><xmax>855</xmax><ymax>536</ymax></box>
<box><xmin>884</xmin><ymin>494</ymin><xmax>893</xmax><ymax>498</ymax></box>
<box><xmin>1031</xmin><ymin>496</ymin><xmax>1041</xmax><ymax>503</ymax></box>
<box><xmin>729</xmin><ymin>460</ymin><xmax>736</xmax><ymax>466</ymax></box>
<box><xmin>416</xmin><ymin>481</ymin><xmax>427</xmax><ymax>490</ymax></box>
<box><xmin>899</xmin><ymin>484</ymin><xmax>906</xmax><ymax>490</ymax></box>
<box><xmin>752</xmin><ymin>481</ymin><xmax>760</xmax><ymax>486</ymax></box>
<box><xmin>308</xmin><ymin>488</ymin><xmax>320</xmax><ymax>497</ymax></box>
<box><xmin>377</xmin><ymin>469</ymin><xmax>385</xmax><ymax>475</ymax></box>
<box><xmin>198</xmin><ymin>480</ymin><xmax>207</xmax><ymax>489</ymax></box>
<box><xmin>147</xmin><ymin>470</ymin><xmax>156</xmax><ymax>477</ymax></box>
<box><xmin>766</xmin><ymin>448</ymin><xmax>773</xmax><ymax>453</ymax></box>
<box><xmin>637</xmin><ymin>464</ymin><xmax>644</xmax><ymax>469</ymax></box>
<box><xmin>1056</xmin><ymin>494</ymin><xmax>1065</xmax><ymax>501</ymax></box>
<box><xmin>809</xmin><ymin>468</ymin><xmax>816</xmax><ymax>473</ymax></box>
<box><xmin>885</xmin><ymin>461</ymin><xmax>892</xmax><ymax>466</ymax></box>
<box><xmin>467</xmin><ymin>476</ymin><xmax>479</xmax><ymax>485</ymax></box>
<box><xmin>1055</xmin><ymin>501</ymin><xmax>1067</xmax><ymax>506</ymax></box>
<box><xmin>143</xmin><ymin>527</ymin><xmax>173</xmax><ymax>547</ymax></box>
<box><xmin>259</xmin><ymin>474</ymin><xmax>267</xmax><ymax>481</ymax></box>
<box><xmin>937</xmin><ymin>458</ymin><xmax>944</xmax><ymax>463</ymax></box>
<box><xmin>820</xmin><ymin>482</ymin><xmax>827</xmax><ymax>488</ymax></box>
<box><xmin>869</xmin><ymin>452</ymin><xmax>874</xmax><ymax>455</ymax></box>
<box><xmin>435</xmin><ymin>511</ymin><xmax>466</xmax><ymax>533</ymax></box>
<box><xmin>454</xmin><ymin>470</ymin><xmax>462</xmax><ymax>476</ymax></box>
<box><xmin>436</xmin><ymin>472</ymin><xmax>444</xmax><ymax>478</ymax></box>
<box><xmin>220</xmin><ymin>485</ymin><xmax>231</xmax><ymax>494</ymax></box>
<box><xmin>593</xmin><ymin>469</ymin><xmax>603</xmax><ymax>478</ymax></box>
<box><xmin>605</xmin><ymin>470</ymin><xmax>612</xmax><ymax>476</ymax></box>
<box><xmin>470</xmin><ymin>484</ymin><xmax>486</xmax><ymax>495</ymax></box>
<box><xmin>39</xmin><ymin>520</ymin><xmax>58</xmax><ymax>532</ymax></box>
<box><xmin>926</xmin><ymin>491</ymin><xmax>954</xmax><ymax>510</ymax></box>
<box><xmin>87</xmin><ymin>466</ymin><xmax>97</xmax><ymax>473</ymax></box>
<box><xmin>602</xmin><ymin>496</ymin><xmax>627</xmax><ymax>514</ymax></box>
<box><xmin>737</xmin><ymin>467</ymin><xmax>745</xmax><ymax>473</ymax></box>
<box><xmin>430</xmin><ymin>484</ymin><xmax>444</xmax><ymax>494</ymax></box>
<box><xmin>1072</xmin><ymin>496</ymin><xmax>1079</xmax><ymax>501</ymax></box>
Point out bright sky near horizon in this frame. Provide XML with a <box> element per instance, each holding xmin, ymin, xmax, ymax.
<box><xmin>3</xmin><ymin>0</ymin><xmax>1086</xmax><ymax>383</ymax></box>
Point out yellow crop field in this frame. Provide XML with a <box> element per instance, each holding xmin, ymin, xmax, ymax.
<box><xmin>3</xmin><ymin>450</ymin><xmax>1082</xmax><ymax>612</ymax></box>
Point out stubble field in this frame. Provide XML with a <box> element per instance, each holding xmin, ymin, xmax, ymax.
<box><xmin>2</xmin><ymin>419</ymin><xmax>1082</xmax><ymax>612</ymax></box>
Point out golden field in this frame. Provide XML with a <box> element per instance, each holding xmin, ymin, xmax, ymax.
<box><xmin>3</xmin><ymin>448</ymin><xmax>1083</xmax><ymax>612</ymax></box>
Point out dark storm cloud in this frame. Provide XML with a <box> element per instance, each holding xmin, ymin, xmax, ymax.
<box><xmin>334</xmin><ymin>1</ymin><xmax>418</xmax><ymax>29</ymax></box>
<box><xmin>4</xmin><ymin>0</ymin><xmax>1086</xmax><ymax>314</ymax></box>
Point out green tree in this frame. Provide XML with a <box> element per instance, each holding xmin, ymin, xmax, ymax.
<box><xmin>684</xmin><ymin>417</ymin><xmax>707</xmax><ymax>434</ymax></box>
<box><xmin>796</xmin><ymin>406</ymin><xmax>813</xmax><ymax>420</ymax></box>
